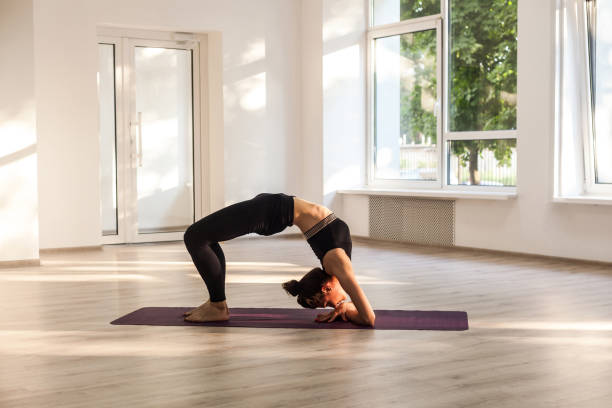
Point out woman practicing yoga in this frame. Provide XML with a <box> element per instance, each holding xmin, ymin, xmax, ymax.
<box><xmin>183</xmin><ymin>193</ymin><xmax>376</xmax><ymax>327</ymax></box>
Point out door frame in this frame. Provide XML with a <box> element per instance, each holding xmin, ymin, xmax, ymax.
<box><xmin>99</xmin><ymin>36</ymin><xmax>127</xmax><ymax>245</ymax></box>
<box><xmin>98</xmin><ymin>31</ymin><xmax>202</xmax><ymax>244</ymax></box>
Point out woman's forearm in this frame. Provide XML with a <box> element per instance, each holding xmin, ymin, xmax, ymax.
<box><xmin>345</xmin><ymin>302</ymin><xmax>376</xmax><ymax>327</ymax></box>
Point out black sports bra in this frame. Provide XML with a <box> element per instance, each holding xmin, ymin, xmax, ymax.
<box><xmin>305</xmin><ymin>213</ymin><xmax>352</xmax><ymax>263</ymax></box>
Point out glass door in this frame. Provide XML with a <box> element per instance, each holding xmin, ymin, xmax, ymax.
<box><xmin>127</xmin><ymin>39</ymin><xmax>199</xmax><ymax>242</ymax></box>
<box><xmin>98</xmin><ymin>36</ymin><xmax>201</xmax><ymax>244</ymax></box>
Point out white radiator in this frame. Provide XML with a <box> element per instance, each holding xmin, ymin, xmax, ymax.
<box><xmin>368</xmin><ymin>196</ymin><xmax>455</xmax><ymax>246</ymax></box>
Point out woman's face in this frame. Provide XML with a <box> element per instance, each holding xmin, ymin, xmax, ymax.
<box><xmin>307</xmin><ymin>278</ymin><xmax>347</xmax><ymax>308</ymax></box>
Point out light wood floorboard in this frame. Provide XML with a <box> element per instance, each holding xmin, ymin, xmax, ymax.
<box><xmin>1</xmin><ymin>237</ymin><xmax>611</xmax><ymax>407</ymax></box>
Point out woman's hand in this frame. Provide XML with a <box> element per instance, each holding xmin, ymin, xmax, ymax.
<box><xmin>315</xmin><ymin>302</ymin><xmax>355</xmax><ymax>323</ymax></box>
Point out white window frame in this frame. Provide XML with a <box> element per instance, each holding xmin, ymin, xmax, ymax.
<box><xmin>582</xmin><ymin>115</ymin><xmax>612</xmax><ymax>195</ymax></box>
<box><xmin>366</xmin><ymin>0</ymin><xmax>518</xmax><ymax>193</ymax></box>
<box><xmin>367</xmin><ymin>15</ymin><xmax>443</xmax><ymax>190</ymax></box>
<box><xmin>583</xmin><ymin>0</ymin><xmax>612</xmax><ymax>196</ymax></box>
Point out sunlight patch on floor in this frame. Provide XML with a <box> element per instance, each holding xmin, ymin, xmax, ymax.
<box><xmin>50</xmin><ymin>266</ymin><xmax>193</xmax><ymax>272</ymax></box>
<box><xmin>0</xmin><ymin>274</ymin><xmax>161</xmax><ymax>282</ymax></box>
<box><xmin>44</xmin><ymin>260</ymin><xmax>193</xmax><ymax>266</ymax></box>
<box><xmin>471</xmin><ymin>321</ymin><xmax>612</xmax><ymax>331</ymax></box>
<box><xmin>186</xmin><ymin>273</ymin><xmax>412</xmax><ymax>285</ymax></box>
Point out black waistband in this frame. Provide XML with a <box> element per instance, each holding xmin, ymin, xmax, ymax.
<box><xmin>304</xmin><ymin>213</ymin><xmax>337</xmax><ymax>239</ymax></box>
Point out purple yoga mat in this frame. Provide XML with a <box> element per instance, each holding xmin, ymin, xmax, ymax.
<box><xmin>111</xmin><ymin>307</ymin><xmax>468</xmax><ymax>330</ymax></box>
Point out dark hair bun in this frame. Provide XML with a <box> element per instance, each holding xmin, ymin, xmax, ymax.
<box><xmin>282</xmin><ymin>280</ymin><xmax>301</xmax><ymax>296</ymax></box>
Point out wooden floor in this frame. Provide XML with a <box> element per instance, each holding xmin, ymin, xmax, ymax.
<box><xmin>1</xmin><ymin>236</ymin><xmax>611</xmax><ymax>407</ymax></box>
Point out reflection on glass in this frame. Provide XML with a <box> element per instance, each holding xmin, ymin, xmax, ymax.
<box><xmin>98</xmin><ymin>43</ymin><xmax>118</xmax><ymax>236</ymax></box>
<box><xmin>374</xmin><ymin>29</ymin><xmax>438</xmax><ymax>180</ymax></box>
<box><xmin>134</xmin><ymin>47</ymin><xmax>194</xmax><ymax>234</ymax></box>
<box><xmin>594</xmin><ymin>0</ymin><xmax>612</xmax><ymax>183</ymax></box>
<box><xmin>447</xmin><ymin>139</ymin><xmax>516</xmax><ymax>186</ymax></box>
<box><xmin>449</xmin><ymin>0</ymin><xmax>517</xmax><ymax>131</ymax></box>
<box><xmin>372</xmin><ymin>0</ymin><xmax>440</xmax><ymax>26</ymax></box>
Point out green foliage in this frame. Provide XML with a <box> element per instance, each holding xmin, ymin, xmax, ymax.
<box><xmin>449</xmin><ymin>0</ymin><xmax>517</xmax><ymax>132</ymax></box>
<box><xmin>397</xmin><ymin>0</ymin><xmax>517</xmax><ymax>184</ymax></box>
<box><xmin>451</xmin><ymin>139</ymin><xmax>516</xmax><ymax>168</ymax></box>
<box><xmin>400</xmin><ymin>0</ymin><xmax>440</xmax><ymax>20</ymax></box>
<box><xmin>399</xmin><ymin>29</ymin><xmax>437</xmax><ymax>145</ymax></box>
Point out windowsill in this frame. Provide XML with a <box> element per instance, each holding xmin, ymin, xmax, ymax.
<box><xmin>337</xmin><ymin>187</ymin><xmax>517</xmax><ymax>200</ymax></box>
<box><xmin>553</xmin><ymin>195</ymin><xmax>612</xmax><ymax>205</ymax></box>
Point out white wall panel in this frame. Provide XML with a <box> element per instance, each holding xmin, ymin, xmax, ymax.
<box><xmin>0</xmin><ymin>0</ymin><xmax>39</xmax><ymax>262</ymax></box>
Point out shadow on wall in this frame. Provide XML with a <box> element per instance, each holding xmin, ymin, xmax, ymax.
<box><xmin>0</xmin><ymin>143</ymin><xmax>36</xmax><ymax>168</ymax></box>
<box><xmin>322</xmin><ymin>0</ymin><xmax>367</xmax><ymax>209</ymax></box>
<box><xmin>0</xmin><ymin>101</ymin><xmax>39</xmax><ymax>255</ymax></box>
<box><xmin>222</xmin><ymin>36</ymin><xmax>271</xmax><ymax>205</ymax></box>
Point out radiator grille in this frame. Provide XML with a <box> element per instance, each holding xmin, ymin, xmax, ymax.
<box><xmin>369</xmin><ymin>196</ymin><xmax>455</xmax><ymax>246</ymax></box>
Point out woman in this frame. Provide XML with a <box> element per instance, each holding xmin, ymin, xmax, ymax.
<box><xmin>182</xmin><ymin>193</ymin><xmax>376</xmax><ymax>327</ymax></box>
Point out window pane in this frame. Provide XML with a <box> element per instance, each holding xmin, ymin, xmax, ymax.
<box><xmin>134</xmin><ymin>47</ymin><xmax>194</xmax><ymax>234</ymax></box>
<box><xmin>447</xmin><ymin>139</ymin><xmax>516</xmax><ymax>186</ymax></box>
<box><xmin>449</xmin><ymin>0</ymin><xmax>517</xmax><ymax>131</ymax></box>
<box><xmin>98</xmin><ymin>43</ymin><xmax>118</xmax><ymax>236</ymax></box>
<box><xmin>374</xmin><ymin>29</ymin><xmax>438</xmax><ymax>180</ymax></box>
<box><xmin>594</xmin><ymin>0</ymin><xmax>612</xmax><ymax>183</ymax></box>
<box><xmin>373</xmin><ymin>0</ymin><xmax>440</xmax><ymax>26</ymax></box>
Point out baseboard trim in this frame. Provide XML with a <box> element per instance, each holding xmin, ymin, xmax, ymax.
<box><xmin>40</xmin><ymin>245</ymin><xmax>103</xmax><ymax>254</ymax></box>
<box><xmin>451</xmin><ymin>244</ymin><xmax>612</xmax><ymax>268</ymax></box>
<box><xmin>0</xmin><ymin>259</ymin><xmax>41</xmax><ymax>268</ymax></box>
<box><xmin>350</xmin><ymin>235</ymin><xmax>612</xmax><ymax>267</ymax></box>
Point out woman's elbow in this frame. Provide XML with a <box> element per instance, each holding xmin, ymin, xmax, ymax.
<box><xmin>366</xmin><ymin>313</ymin><xmax>376</xmax><ymax>327</ymax></box>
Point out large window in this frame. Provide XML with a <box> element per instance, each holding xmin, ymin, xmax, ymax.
<box><xmin>368</xmin><ymin>0</ymin><xmax>518</xmax><ymax>189</ymax></box>
<box><xmin>555</xmin><ymin>0</ymin><xmax>612</xmax><ymax>199</ymax></box>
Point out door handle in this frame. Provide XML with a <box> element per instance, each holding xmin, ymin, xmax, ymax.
<box><xmin>130</xmin><ymin>112</ymin><xmax>143</xmax><ymax>167</ymax></box>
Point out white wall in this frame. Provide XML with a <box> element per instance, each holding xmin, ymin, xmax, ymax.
<box><xmin>338</xmin><ymin>0</ymin><xmax>612</xmax><ymax>263</ymax></box>
<box><xmin>322</xmin><ymin>0</ymin><xmax>367</xmax><ymax>209</ymax></box>
<box><xmin>301</xmin><ymin>0</ymin><xmax>324</xmax><ymax>205</ymax></box>
<box><xmin>300</xmin><ymin>0</ymin><xmax>368</xmax><ymax>210</ymax></box>
<box><xmin>34</xmin><ymin>0</ymin><xmax>107</xmax><ymax>249</ymax></box>
<box><xmin>33</xmin><ymin>0</ymin><xmax>302</xmax><ymax>248</ymax></box>
<box><xmin>0</xmin><ymin>0</ymin><xmax>40</xmax><ymax>262</ymax></box>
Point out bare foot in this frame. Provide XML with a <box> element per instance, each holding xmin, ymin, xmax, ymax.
<box><xmin>183</xmin><ymin>300</ymin><xmax>210</xmax><ymax>317</ymax></box>
<box><xmin>184</xmin><ymin>300</ymin><xmax>230</xmax><ymax>322</ymax></box>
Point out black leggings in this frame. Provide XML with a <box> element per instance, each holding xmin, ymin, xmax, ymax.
<box><xmin>183</xmin><ymin>193</ymin><xmax>294</xmax><ymax>302</ymax></box>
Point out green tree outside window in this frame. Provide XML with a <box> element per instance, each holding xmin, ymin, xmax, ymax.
<box><xmin>398</xmin><ymin>0</ymin><xmax>517</xmax><ymax>185</ymax></box>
